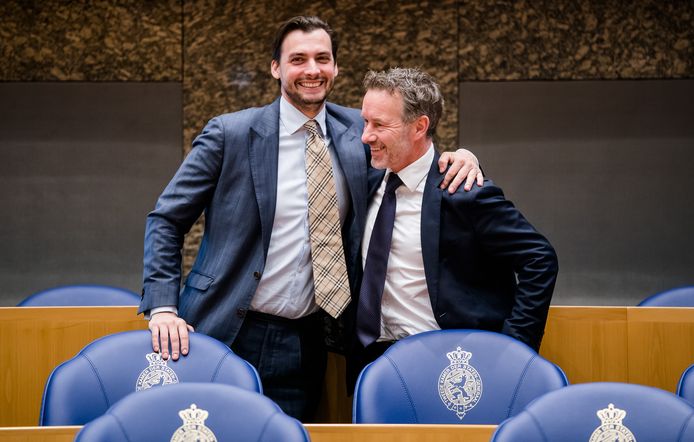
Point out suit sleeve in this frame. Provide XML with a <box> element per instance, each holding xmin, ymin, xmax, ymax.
<box><xmin>139</xmin><ymin>117</ymin><xmax>225</xmax><ymax>314</ymax></box>
<box><xmin>461</xmin><ymin>183</ymin><xmax>558</xmax><ymax>350</ymax></box>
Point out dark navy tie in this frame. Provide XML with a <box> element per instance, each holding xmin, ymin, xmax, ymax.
<box><xmin>356</xmin><ymin>173</ymin><xmax>403</xmax><ymax>347</ymax></box>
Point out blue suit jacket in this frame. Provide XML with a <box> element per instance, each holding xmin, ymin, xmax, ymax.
<box><xmin>140</xmin><ymin>99</ymin><xmax>371</xmax><ymax>345</ymax></box>
<box><xmin>365</xmin><ymin>152</ymin><xmax>558</xmax><ymax>351</ymax></box>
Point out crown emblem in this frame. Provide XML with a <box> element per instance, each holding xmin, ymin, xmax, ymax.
<box><xmin>146</xmin><ymin>352</ymin><xmax>167</xmax><ymax>366</ymax></box>
<box><xmin>446</xmin><ymin>346</ymin><xmax>472</xmax><ymax>365</ymax></box>
<box><xmin>596</xmin><ymin>403</ymin><xmax>627</xmax><ymax>425</ymax></box>
<box><xmin>589</xmin><ymin>403</ymin><xmax>635</xmax><ymax>442</ymax></box>
<box><xmin>171</xmin><ymin>404</ymin><xmax>217</xmax><ymax>442</ymax></box>
<box><xmin>179</xmin><ymin>404</ymin><xmax>209</xmax><ymax>426</ymax></box>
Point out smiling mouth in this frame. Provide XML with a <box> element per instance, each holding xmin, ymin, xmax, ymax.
<box><xmin>298</xmin><ymin>80</ymin><xmax>324</xmax><ymax>88</ymax></box>
<box><xmin>370</xmin><ymin>145</ymin><xmax>385</xmax><ymax>152</ymax></box>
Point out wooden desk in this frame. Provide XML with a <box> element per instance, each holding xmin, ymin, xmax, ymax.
<box><xmin>628</xmin><ymin>307</ymin><xmax>694</xmax><ymax>392</ymax></box>
<box><xmin>0</xmin><ymin>307</ymin><xmax>146</xmax><ymax>427</ymax></box>
<box><xmin>307</xmin><ymin>424</ymin><xmax>496</xmax><ymax>441</ymax></box>
<box><xmin>0</xmin><ymin>425</ymin><xmax>497</xmax><ymax>442</ymax></box>
<box><xmin>539</xmin><ymin>306</ymin><xmax>694</xmax><ymax>393</ymax></box>
<box><xmin>0</xmin><ymin>426</ymin><xmax>79</xmax><ymax>442</ymax></box>
<box><xmin>2</xmin><ymin>306</ymin><xmax>693</xmax><ymax>427</ymax></box>
<box><xmin>540</xmin><ymin>306</ymin><xmax>629</xmax><ymax>384</ymax></box>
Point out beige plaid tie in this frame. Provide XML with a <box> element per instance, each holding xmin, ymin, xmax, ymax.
<box><xmin>304</xmin><ymin>119</ymin><xmax>351</xmax><ymax>318</ymax></box>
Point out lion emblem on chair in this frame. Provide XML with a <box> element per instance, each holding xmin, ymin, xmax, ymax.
<box><xmin>438</xmin><ymin>346</ymin><xmax>483</xmax><ymax>420</ymax></box>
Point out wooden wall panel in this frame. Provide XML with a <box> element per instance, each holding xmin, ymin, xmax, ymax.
<box><xmin>0</xmin><ymin>307</ymin><xmax>145</xmax><ymax>427</ymax></box>
<box><xmin>628</xmin><ymin>308</ymin><xmax>694</xmax><ymax>393</ymax></box>
<box><xmin>540</xmin><ymin>307</ymin><xmax>629</xmax><ymax>384</ymax></box>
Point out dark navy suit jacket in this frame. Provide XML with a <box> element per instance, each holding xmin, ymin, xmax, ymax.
<box><xmin>139</xmin><ymin>99</ymin><xmax>371</xmax><ymax>346</ymax></box>
<box><xmin>360</xmin><ymin>152</ymin><xmax>558</xmax><ymax>352</ymax></box>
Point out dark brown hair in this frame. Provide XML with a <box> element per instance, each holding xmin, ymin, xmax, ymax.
<box><xmin>271</xmin><ymin>16</ymin><xmax>338</xmax><ymax>63</ymax></box>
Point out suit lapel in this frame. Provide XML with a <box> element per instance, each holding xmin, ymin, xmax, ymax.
<box><xmin>248</xmin><ymin>99</ymin><xmax>280</xmax><ymax>258</ymax></box>
<box><xmin>325</xmin><ymin>106</ymin><xmax>368</xmax><ymax>230</ymax></box>
<box><xmin>422</xmin><ymin>152</ymin><xmax>444</xmax><ymax>310</ymax></box>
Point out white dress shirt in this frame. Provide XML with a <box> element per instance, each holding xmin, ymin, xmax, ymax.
<box><xmin>152</xmin><ymin>97</ymin><xmax>349</xmax><ymax>319</ymax></box>
<box><xmin>361</xmin><ymin>145</ymin><xmax>440</xmax><ymax>341</ymax></box>
<box><xmin>250</xmin><ymin>97</ymin><xmax>349</xmax><ymax>318</ymax></box>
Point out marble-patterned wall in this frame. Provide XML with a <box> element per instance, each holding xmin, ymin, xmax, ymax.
<box><xmin>2</xmin><ymin>0</ymin><xmax>692</xmax><ymax>272</ymax></box>
<box><xmin>3</xmin><ymin>0</ymin><xmax>691</xmax><ymax>141</ymax></box>
<box><xmin>459</xmin><ymin>0</ymin><xmax>694</xmax><ymax>80</ymax></box>
<box><xmin>182</xmin><ymin>0</ymin><xmax>459</xmax><ymax>153</ymax></box>
<box><xmin>0</xmin><ymin>0</ymin><xmax>181</xmax><ymax>81</ymax></box>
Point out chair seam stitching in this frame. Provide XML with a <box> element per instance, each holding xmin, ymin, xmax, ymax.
<box><xmin>111</xmin><ymin>414</ymin><xmax>133</xmax><ymax>442</ymax></box>
<box><xmin>677</xmin><ymin>411</ymin><xmax>694</xmax><ymax>441</ymax></box>
<box><xmin>508</xmin><ymin>355</ymin><xmax>534</xmax><ymax>418</ymax></box>
<box><xmin>386</xmin><ymin>355</ymin><xmax>418</xmax><ymax>423</ymax></box>
<box><xmin>210</xmin><ymin>351</ymin><xmax>228</xmax><ymax>382</ymax></box>
<box><xmin>82</xmin><ymin>354</ymin><xmax>112</xmax><ymax>408</ymax></box>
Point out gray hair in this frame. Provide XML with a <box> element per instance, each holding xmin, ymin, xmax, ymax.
<box><xmin>363</xmin><ymin>67</ymin><xmax>444</xmax><ymax>138</ymax></box>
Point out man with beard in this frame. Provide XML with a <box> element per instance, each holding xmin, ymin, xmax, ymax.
<box><xmin>139</xmin><ymin>16</ymin><xmax>482</xmax><ymax>421</ymax></box>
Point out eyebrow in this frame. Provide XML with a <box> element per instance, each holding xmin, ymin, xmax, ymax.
<box><xmin>287</xmin><ymin>50</ymin><xmax>332</xmax><ymax>58</ymax></box>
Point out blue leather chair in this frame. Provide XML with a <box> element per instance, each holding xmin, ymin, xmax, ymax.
<box><xmin>40</xmin><ymin>330</ymin><xmax>261</xmax><ymax>425</ymax></box>
<box><xmin>492</xmin><ymin>382</ymin><xmax>694</xmax><ymax>442</ymax></box>
<box><xmin>18</xmin><ymin>284</ymin><xmax>141</xmax><ymax>306</ymax></box>
<box><xmin>637</xmin><ymin>285</ymin><xmax>694</xmax><ymax>306</ymax></box>
<box><xmin>353</xmin><ymin>329</ymin><xmax>568</xmax><ymax>424</ymax></box>
<box><xmin>677</xmin><ymin>363</ymin><xmax>694</xmax><ymax>403</ymax></box>
<box><xmin>75</xmin><ymin>382</ymin><xmax>309</xmax><ymax>442</ymax></box>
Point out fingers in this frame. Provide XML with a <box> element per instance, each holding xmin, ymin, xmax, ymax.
<box><xmin>438</xmin><ymin>152</ymin><xmax>452</xmax><ymax>173</ymax></box>
<box><xmin>149</xmin><ymin>313</ymin><xmax>191</xmax><ymax>361</ymax></box>
<box><xmin>462</xmin><ymin>167</ymin><xmax>481</xmax><ymax>192</ymax></box>
<box><xmin>177</xmin><ymin>321</ymin><xmax>190</xmax><ymax>357</ymax></box>
<box><xmin>150</xmin><ymin>321</ymin><xmax>161</xmax><ymax>353</ymax></box>
<box><xmin>438</xmin><ymin>153</ymin><xmax>465</xmax><ymax>190</ymax></box>
<box><xmin>437</xmin><ymin>149</ymin><xmax>484</xmax><ymax>193</ymax></box>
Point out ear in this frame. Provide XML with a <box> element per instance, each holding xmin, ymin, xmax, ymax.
<box><xmin>271</xmin><ymin>60</ymin><xmax>280</xmax><ymax>80</ymax></box>
<box><xmin>413</xmin><ymin>115</ymin><xmax>430</xmax><ymax>139</ymax></box>
<box><xmin>334</xmin><ymin>62</ymin><xmax>339</xmax><ymax>78</ymax></box>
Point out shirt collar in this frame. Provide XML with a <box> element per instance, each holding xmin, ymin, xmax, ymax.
<box><xmin>386</xmin><ymin>144</ymin><xmax>435</xmax><ymax>192</ymax></box>
<box><xmin>279</xmin><ymin>96</ymin><xmax>328</xmax><ymax>136</ymax></box>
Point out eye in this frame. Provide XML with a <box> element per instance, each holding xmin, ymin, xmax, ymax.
<box><xmin>290</xmin><ymin>57</ymin><xmax>304</xmax><ymax>64</ymax></box>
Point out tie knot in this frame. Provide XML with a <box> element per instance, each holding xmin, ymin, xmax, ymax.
<box><xmin>385</xmin><ymin>173</ymin><xmax>403</xmax><ymax>194</ymax></box>
<box><xmin>305</xmin><ymin>119</ymin><xmax>320</xmax><ymax>137</ymax></box>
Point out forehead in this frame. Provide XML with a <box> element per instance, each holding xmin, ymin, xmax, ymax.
<box><xmin>280</xmin><ymin>29</ymin><xmax>333</xmax><ymax>57</ymax></box>
<box><xmin>361</xmin><ymin>89</ymin><xmax>403</xmax><ymax>119</ymax></box>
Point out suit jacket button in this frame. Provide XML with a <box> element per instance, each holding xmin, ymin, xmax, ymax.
<box><xmin>253</xmin><ymin>271</ymin><xmax>261</xmax><ymax>280</ymax></box>
<box><xmin>237</xmin><ymin>308</ymin><xmax>247</xmax><ymax>318</ymax></box>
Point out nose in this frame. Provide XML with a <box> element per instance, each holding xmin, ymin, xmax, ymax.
<box><xmin>305</xmin><ymin>59</ymin><xmax>320</xmax><ymax>76</ymax></box>
<box><xmin>361</xmin><ymin>125</ymin><xmax>376</xmax><ymax>145</ymax></box>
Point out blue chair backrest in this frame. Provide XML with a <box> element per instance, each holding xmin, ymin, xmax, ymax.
<box><xmin>353</xmin><ymin>329</ymin><xmax>568</xmax><ymax>424</ymax></box>
<box><xmin>492</xmin><ymin>382</ymin><xmax>694</xmax><ymax>442</ymax></box>
<box><xmin>638</xmin><ymin>285</ymin><xmax>694</xmax><ymax>307</ymax></box>
<box><xmin>678</xmin><ymin>363</ymin><xmax>694</xmax><ymax>404</ymax></box>
<box><xmin>40</xmin><ymin>330</ymin><xmax>261</xmax><ymax>425</ymax></box>
<box><xmin>18</xmin><ymin>284</ymin><xmax>141</xmax><ymax>306</ymax></box>
<box><xmin>75</xmin><ymin>382</ymin><xmax>309</xmax><ymax>442</ymax></box>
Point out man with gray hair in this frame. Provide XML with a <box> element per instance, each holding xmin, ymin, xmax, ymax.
<box><xmin>349</xmin><ymin>67</ymin><xmax>558</xmax><ymax>384</ymax></box>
